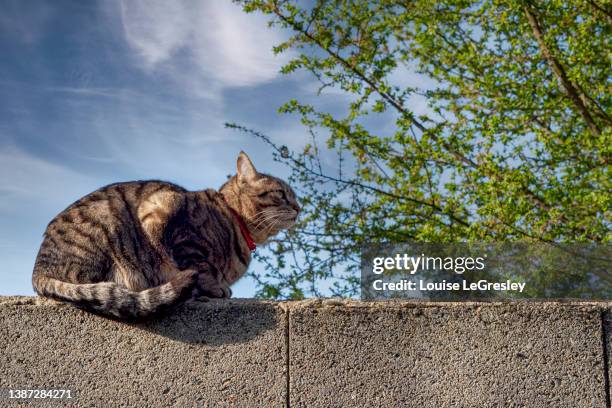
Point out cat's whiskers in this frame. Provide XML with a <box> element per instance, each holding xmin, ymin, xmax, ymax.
<box><xmin>251</xmin><ymin>208</ymin><xmax>291</xmax><ymax>229</ymax></box>
<box><xmin>252</xmin><ymin>209</ymin><xmax>295</xmax><ymax>232</ymax></box>
<box><xmin>261</xmin><ymin>210</ymin><xmax>295</xmax><ymax>235</ymax></box>
<box><xmin>251</xmin><ymin>210</ymin><xmax>279</xmax><ymax>230</ymax></box>
<box><xmin>264</xmin><ymin>217</ymin><xmax>285</xmax><ymax>236</ymax></box>
<box><xmin>253</xmin><ymin>215</ymin><xmax>281</xmax><ymax>232</ymax></box>
<box><xmin>250</xmin><ymin>208</ymin><xmax>275</xmax><ymax>220</ymax></box>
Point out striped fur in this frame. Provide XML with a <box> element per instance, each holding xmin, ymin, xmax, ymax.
<box><xmin>32</xmin><ymin>152</ymin><xmax>299</xmax><ymax>320</ymax></box>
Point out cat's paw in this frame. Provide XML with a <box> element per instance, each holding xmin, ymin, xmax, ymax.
<box><xmin>191</xmin><ymin>292</ymin><xmax>211</xmax><ymax>302</ymax></box>
<box><xmin>197</xmin><ymin>285</ymin><xmax>231</xmax><ymax>299</ymax></box>
<box><xmin>194</xmin><ymin>272</ymin><xmax>232</xmax><ymax>299</ymax></box>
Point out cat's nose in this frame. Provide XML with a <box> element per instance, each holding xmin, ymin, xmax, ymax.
<box><xmin>291</xmin><ymin>203</ymin><xmax>300</xmax><ymax>214</ymax></box>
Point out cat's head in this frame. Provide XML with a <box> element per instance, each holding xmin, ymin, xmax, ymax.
<box><xmin>221</xmin><ymin>151</ymin><xmax>300</xmax><ymax>242</ymax></box>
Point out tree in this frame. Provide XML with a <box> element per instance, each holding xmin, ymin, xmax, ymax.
<box><xmin>231</xmin><ymin>0</ymin><xmax>611</xmax><ymax>299</ymax></box>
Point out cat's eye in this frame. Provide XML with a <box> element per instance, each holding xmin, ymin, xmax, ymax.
<box><xmin>258</xmin><ymin>189</ymin><xmax>285</xmax><ymax>198</ymax></box>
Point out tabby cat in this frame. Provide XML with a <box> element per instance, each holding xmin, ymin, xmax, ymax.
<box><xmin>32</xmin><ymin>152</ymin><xmax>299</xmax><ymax>319</ymax></box>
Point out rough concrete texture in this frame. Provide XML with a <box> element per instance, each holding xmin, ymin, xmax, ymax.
<box><xmin>289</xmin><ymin>299</ymin><xmax>610</xmax><ymax>408</ymax></box>
<box><xmin>605</xmin><ymin>306</ymin><xmax>612</xmax><ymax>406</ymax></box>
<box><xmin>0</xmin><ymin>298</ymin><xmax>610</xmax><ymax>408</ymax></box>
<box><xmin>0</xmin><ymin>297</ymin><xmax>286</xmax><ymax>408</ymax></box>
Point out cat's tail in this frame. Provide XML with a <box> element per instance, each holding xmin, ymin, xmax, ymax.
<box><xmin>32</xmin><ymin>270</ymin><xmax>198</xmax><ymax>320</ymax></box>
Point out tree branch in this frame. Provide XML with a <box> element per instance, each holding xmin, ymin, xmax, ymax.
<box><xmin>269</xmin><ymin>5</ymin><xmax>575</xmax><ymax>220</ymax></box>
<box><xmin>523</xmin><ymin>4</ymin><xmax>602</xmax><ymax>135</ymax></box>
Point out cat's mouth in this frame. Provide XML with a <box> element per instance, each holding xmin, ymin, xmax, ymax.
<box><xmin>281</xmin><ymin>216</ymin><xmax>297</xmax><ymax>227</ymax></box>
<box><xmin>276</xmin><ymin>214</ymin><xmax>298</xmax><ymax>229</ymax></box>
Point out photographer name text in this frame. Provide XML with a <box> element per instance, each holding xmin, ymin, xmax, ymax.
<box><xmin>372</xmin><ymin>279</ymin><xmax>526</xmax><ymax>293</ymax></box>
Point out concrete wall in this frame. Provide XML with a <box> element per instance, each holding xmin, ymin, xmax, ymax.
<box><xmin>0</xmin><ymin>297</ymin><xmax>610</xmax><ymax>407</ymax></box>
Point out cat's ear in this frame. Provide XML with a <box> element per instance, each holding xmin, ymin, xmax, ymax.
<box><xmin>237</xmin><ymin>151</ymin><xmax>257</xmax><ymax>182</ymax></box>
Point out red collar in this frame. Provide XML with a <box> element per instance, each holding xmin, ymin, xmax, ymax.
<box><xmin>228</xmin><ymin>208</ymin><xmax>256</xmax><ymax>251</ymax></box>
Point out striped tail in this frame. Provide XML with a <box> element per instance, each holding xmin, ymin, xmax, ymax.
<box><xmin>32</xmin><ymin>270</ymin><xmax>198</xmax><ymax>320</ymax></box>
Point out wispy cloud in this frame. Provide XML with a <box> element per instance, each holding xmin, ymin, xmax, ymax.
<box><xmin>0</xmin><ymin>146</ymin><xmax>101</xmax><ymax>213</ymax></box>
<box><xmin>116</xmin><ymin>0</ymin><xmax>291</xmax><ymax>96</ymax></box>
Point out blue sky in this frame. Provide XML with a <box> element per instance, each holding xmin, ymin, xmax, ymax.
<box><xmin>0</xmin><ymin>0</ymin><xmax>341</xmax><ymax>297</ymax></box>
<box><xmin>0</xmin><ymin>0</ymin><xmax>435</xmax><ymax>298</ymax></box>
